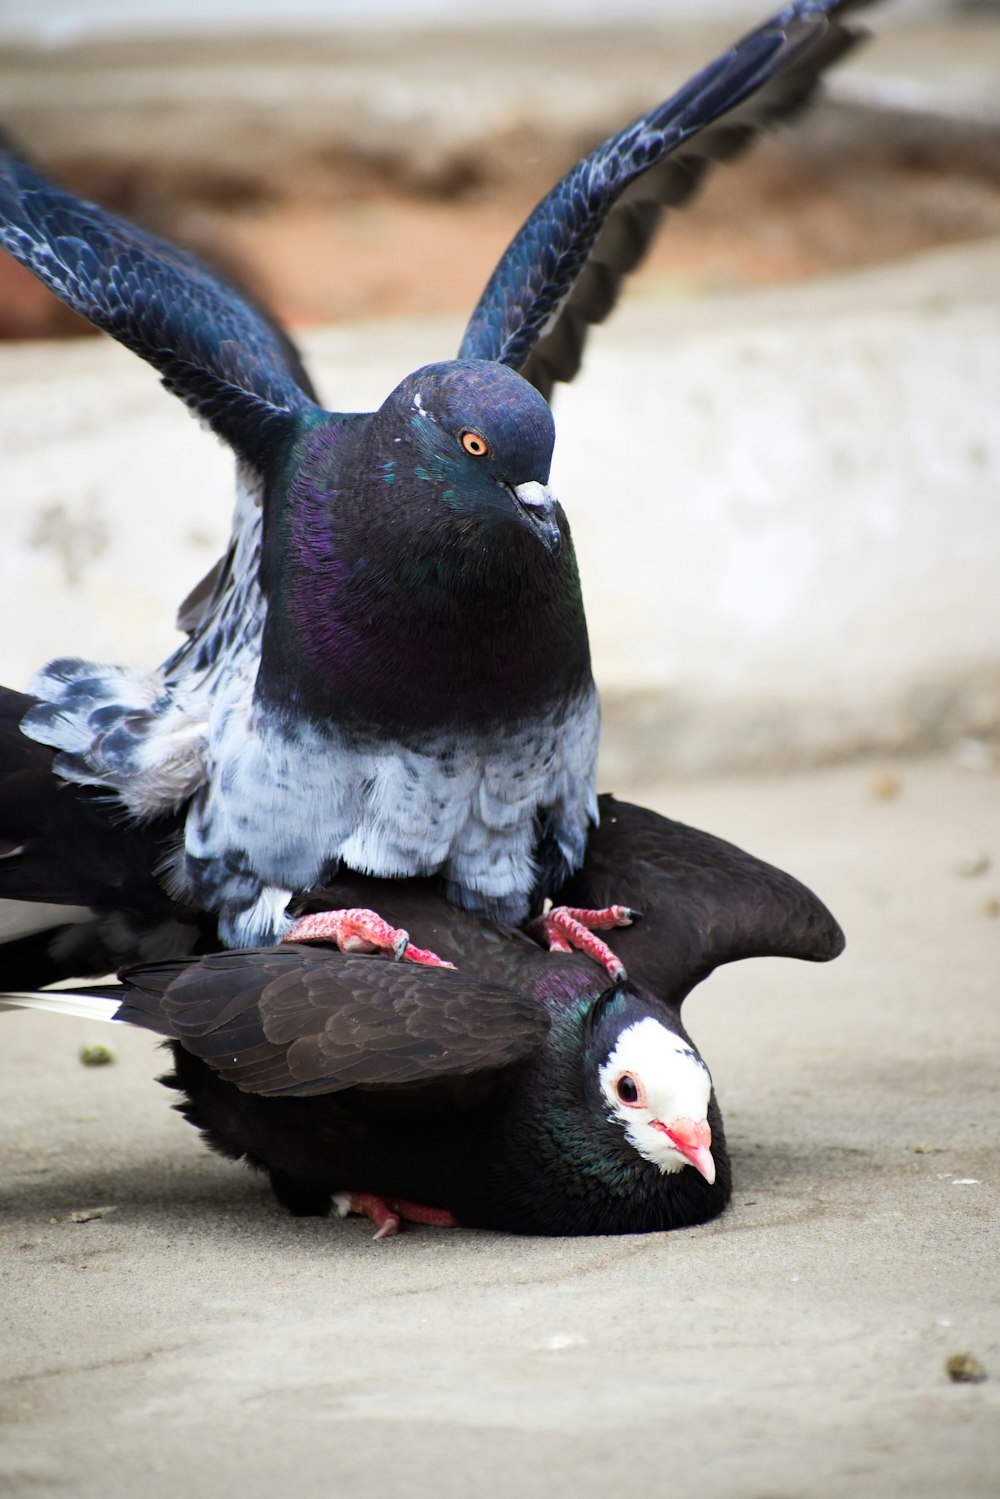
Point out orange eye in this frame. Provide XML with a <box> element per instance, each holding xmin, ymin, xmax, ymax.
<box><xmin>460</xmin><ymin>430</ymin><xmax>490</xmax><ymax>458</ymax></box>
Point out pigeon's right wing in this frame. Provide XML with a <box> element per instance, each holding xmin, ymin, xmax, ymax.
<box><xmin>0</xmin><ymin>148</ymin><xmax>318</xmax><ymax>468</ymax></box>
<box><xmin>459</xmin><ymin>0</ymin><xmax>871</xmax><ymax>401</ymax></box>
<box><xmin>115</xmin><ymin>948</ymin><xmax>550</xmax><ymax>1098</ymax></box>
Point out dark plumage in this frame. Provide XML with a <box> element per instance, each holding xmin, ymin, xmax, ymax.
<box><xmin>0</xmin><ymin>680</ymin><xmax>844</xmax><ymax>1235</ymax></box>
<box><xmin>0</xmin><ymin>1</ymin><xmax>872</xmax><ymax>953</ymax></box>
<box><xmin>0</xmin><ymin>686</ymin><xmax>210</xmax><ymax>987</ymax></box>
<box><xmin>4</xmin><ymin>805</ymin><xmax>844</xmax><ymax>1235</ymax></box>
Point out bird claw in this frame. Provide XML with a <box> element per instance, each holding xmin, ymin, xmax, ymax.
<box><xmin>284</xmin><ymin>909</ymin><xmax>454</xmax><ymax>968</ymax></box>
<box><xmin>333</xmin><ymin>1191</ymin><xmax>459</xmax><ymax>1239</ymax></box>
<box><xmin>526</xmin><ymin>903</ymin><xmax>639</xmax><ymax>981</ymax></box>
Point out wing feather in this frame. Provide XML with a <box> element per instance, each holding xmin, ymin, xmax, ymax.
<box><xmin>0</xmin><ymin>148</ymin><xmax>317</xmax><ymax>465</ymax></box>
<box><xmin>117</xmin><ymin>949</ymin><xmax>549</xmax><ymax>1097</ymax></box>
<box><xmin>459</xmin><ymin>0</ymin><xmax>872</xmax><ymax>399</ymax></box>
<box><xmin>557</xmin><ymin>794</ymin><xmax>845</xmax><ymax>989</ymax></box>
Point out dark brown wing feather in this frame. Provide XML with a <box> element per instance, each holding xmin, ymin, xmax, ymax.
<box><xmin>117</xmin><ymin>948</ymin><xmax>550</xmax><ymax>1098</ymax></box>
<box><xmin>555</xmin><ymin>794</ymin><xmax>845</xmax><ymax>995</ymax></box>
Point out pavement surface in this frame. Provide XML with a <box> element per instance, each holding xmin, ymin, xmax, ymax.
<box><xmin>1</xmin><ymin>8</ymin><xmax>999</xmax><ymax>1496</ymax></box>
<box><xmin>2</xmin><ymin>757</ymin><xmax>998</xmax><ymax>1498</ymax></box>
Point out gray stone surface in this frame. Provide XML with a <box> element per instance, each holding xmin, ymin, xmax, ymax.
<box><xmin>2</xmin><ymin>757</ymin><xmax>998</xmax><ymax>1498</ymax></box>
<box><xmin>1</xmin><ymin>11</ymin><xmax>998</xmax><ymax>1494</ymax></box>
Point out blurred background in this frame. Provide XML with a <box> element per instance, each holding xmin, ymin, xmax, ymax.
<box><xmin>0</xmin><ymin>0</ymin><xmax>998</xmax><ymax>779</ymax></box>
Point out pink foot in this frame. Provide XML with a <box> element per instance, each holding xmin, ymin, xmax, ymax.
<box><xmin>285</xmin><ymin>909</ymin><xmax>453</xmax><ymax>968</ymax></box>
<box><xmin>526</xmin><ymin>903</ymin><xmax>639</xmax><ymax>981</ymax></box>
<box><xmin>333</xmin><ymin>1191</ymin><xmax>460</xmax><ymax>1240</ymax></box>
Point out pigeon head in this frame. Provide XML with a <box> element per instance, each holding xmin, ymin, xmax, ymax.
<box><xmin>269</xmin><ymin>357</ymin><xmax>589</xmax><ymax>729</ymax></box>
<box><xmin>596</xmin><ymin>1014</ymin><xmax>715</xmax><ymax>1184</ymax></box>
<box><xmin>373</xmin><ymin>359</ymin><xmax>563</xmax><ymax>554</ymax></box>
<box><xmin>586</xmin><ymin>986</ymin><xmax>716</xmax><ymax>1185</ymax></box>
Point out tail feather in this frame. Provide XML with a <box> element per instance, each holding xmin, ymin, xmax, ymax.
<box><xmin>0</xmin><ymin>987</ymin><xmax>123</xmax><ymax>1022</ymax></box>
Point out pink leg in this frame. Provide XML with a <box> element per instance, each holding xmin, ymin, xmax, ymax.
<box><xmin>333</xmin><ymin>1191</ymin><xmax>459</xmax><ymax>1239</ymax></box>
<box><xmin>284</xmin><ymin>908</ymin><xmax>453</xmax><ymax>968</ymax></box>
<box><xmin>526</xmin><ymin>904</ymin><xmax>639</xmax><ymax>981</ymax></box>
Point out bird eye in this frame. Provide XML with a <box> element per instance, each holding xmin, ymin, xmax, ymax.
<box><xmin>460</xmin><ymin>430</ymin><xmax>490</xmax><ymax>458</ymax></box>
<box><xmin>615</xmin><ymin>1073</ymin><xmax>642</xmax><ymax>1106</ymax></box>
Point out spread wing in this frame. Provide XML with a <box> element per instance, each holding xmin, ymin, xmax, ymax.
<box><xmin>556</xmin><ymin>794</ymin><xmax>845</xmax><ymax>998</ymax></box>
<box><xmin>116</xmin><ymin>949</ymin><xmax>549</xmax><ymax>1098</ymax></box>
<box><xmin>0</xmin><ymin>147</ymin><xmax>319</xmax><ymax>467</ymax></box>
<box><xmin>458</xmin><ymin>0</ymin><xmax>871</xmax><ymax>400</ymax></box>
<box><xmin>0</xmin><ymin>149</ymin><xmax>327</xmax><ymax>799</ymax></box>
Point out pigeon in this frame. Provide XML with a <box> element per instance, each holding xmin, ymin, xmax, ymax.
<box><xmin>1</xmin><ymin>793</ymin><xmax>844</xmax><ymax>1236</ymax></box>
<box><xmin>0</xmin><ymin>1</ymin><xmax>872</xmax><ymax>959</ymax></box>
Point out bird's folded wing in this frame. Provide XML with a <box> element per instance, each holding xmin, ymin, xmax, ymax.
<box><xmin>458</xmin><ymin>0</ymin><xmax>870</xmax><ymax>400</ymax></box>
<box><xmin>0</xmin><ymin>148</ymin><xmax>317</xmax><ymax>464</ymax></box>
<box><xmin>116</xmin><ymin>949</ymin><xmax>550</xmax><ymax>1097</ymax></box>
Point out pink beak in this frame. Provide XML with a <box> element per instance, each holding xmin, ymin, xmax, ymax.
<box><xmin>660</xmin><ymin>1117</ymin><xmax>716</xmax><ymax>1185</ymax></box>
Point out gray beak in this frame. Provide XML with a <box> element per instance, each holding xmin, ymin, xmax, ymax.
<box><xmin>513</xmin><ymin>480</ymin><xmax>562</xmax><ymax>555</ymax></box>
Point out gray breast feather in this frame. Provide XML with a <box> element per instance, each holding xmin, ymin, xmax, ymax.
<box><xmin>173</xmin><ymin>686</ymin><xmax>600</xmax><ymax>946</ymax></box>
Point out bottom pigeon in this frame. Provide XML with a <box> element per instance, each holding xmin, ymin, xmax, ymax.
<box><xmin>1</xmin><ymin>700</ymin><xmax>844</xmax><ymax>1234</ymax></box>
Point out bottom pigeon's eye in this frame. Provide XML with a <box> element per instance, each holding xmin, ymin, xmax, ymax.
<box><xmin>460</xmin><ymin>430</ymin><xmax>490</xmax><ymax>458</ymax></box>
<box><xmin>615</xmin><ymin>1073</ymin><xmax>643</xmax><ymax>1107</ymax></box>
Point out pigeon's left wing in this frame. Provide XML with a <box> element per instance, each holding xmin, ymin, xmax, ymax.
<box><xmin>0</xmin><ymin>148</ymin><xmax>318</xmax><ymax>466</ymax></box>
<box><xmin>459</xmin><ymin>0</ymin><xmax>870</xmax><ymax>400</ymax></box>
<box><xmin>557</xmin><ymin>794</ymin><xmax>844</xmax><ymax>999</ymax></box>
<box><xmin>115</xmin><ymin>949</ymin><xmax>550</xmax><ymax>1098</ymax></box>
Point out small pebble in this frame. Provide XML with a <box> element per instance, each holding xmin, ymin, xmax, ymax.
<box><xmin>69</xmin><ymin>1205</ymin><xmax>116</xmax><ymax>1224</ymax></box>
<box><xmin>79</xmin><ymin>1043</ymin><xmax>114</xmax><ymax>1067</ymax></box>
<box><xmin>979</xmin><ymin>896</ymin><xmax>999</xmax><ymax>919</ymax></box>
<box><xmin>868</xmin><ymin>772</ymin><xmax>901</xmax><ymax>802</ymax></box>
<box><xmin>946</xmin><ymin>1352</ymin><xmax>987</xmax><ymax>1384</ymax></box>
<box><xmin>954</xmin><ymin>851</ymin><xmax>991</xmax><ymax>879</ymax></box>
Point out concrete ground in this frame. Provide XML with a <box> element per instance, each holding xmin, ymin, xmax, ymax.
<box><xmin>1</xmin><ymin>7</ymin><xmax>999</xmax><ymax>1495</ymax></box>
<box><xmin>2</xmin><ymin>757</ymin><xmax>998</xmax><ymax>1498</ymax></box>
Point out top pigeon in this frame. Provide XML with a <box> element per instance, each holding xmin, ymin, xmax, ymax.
<box><xmin>0</xmin><ymin>1</ymin><xmax>872</xmax><ymax>951</ymax></box>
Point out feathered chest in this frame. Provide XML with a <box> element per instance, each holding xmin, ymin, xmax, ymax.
<box><xmin>192</xmin><ymin>681</ymin><xmax>600</xmax><ymax>925</ymax></box>
<box><xmin>257</xmin><ymin>454</ymin><xmax>592</xmax><ymax>730</ymax></box>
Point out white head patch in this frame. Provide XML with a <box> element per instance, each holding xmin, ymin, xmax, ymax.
<box><xmin>598</xmin><ymin>1017</ymin><xmax>713</xmax><ymax>1178</ymax></box>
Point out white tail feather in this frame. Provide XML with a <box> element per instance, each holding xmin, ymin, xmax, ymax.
<box><xmin>0</xmin><ymin>990</ymin><xmax>121</xmax><ymax>1023</ymax></box>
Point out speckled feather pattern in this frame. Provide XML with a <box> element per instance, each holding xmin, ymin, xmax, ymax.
<box><xmin>179</xmin><ymin>683</ymin><xmax>598</xmax><ymax>946</ymax></box>
<box><xmin>459</xmin><ymin>0</ymin><xmax>872</xmax><ymax>395</ymax></box>
<box><xmin>0</xmin><ymin>154</ymin><xmax>315</xmax><ymax>458</ymax></box>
